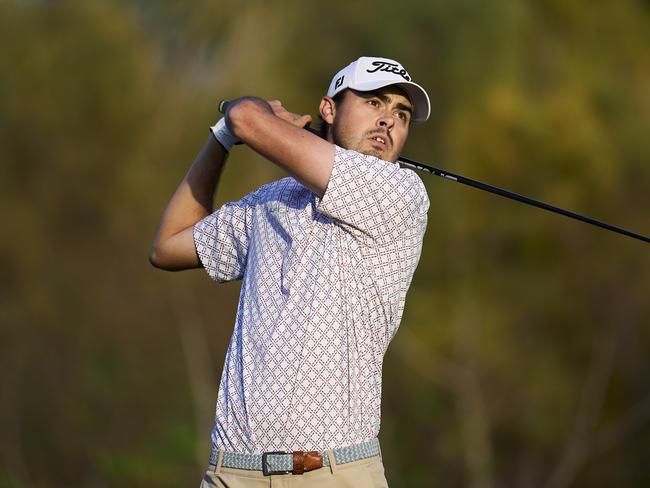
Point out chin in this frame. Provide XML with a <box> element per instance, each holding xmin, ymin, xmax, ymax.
<box><xmin>364</xmin><ymin>149</ymin><xmax>383</xmax><ymax>158</ymax></box>
<box><xmin>359</xmin><ymin>147</ymin><xmax>395</xmax><ymax>162</ymax></box>
<box><xmin>374</xmin><ymin>151</ymin><xmax>398</xmax><ymax>163</ymax></box>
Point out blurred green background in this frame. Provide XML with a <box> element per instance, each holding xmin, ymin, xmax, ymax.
<box><xmin>1</xmin><ymin>0</ymin><xmax>650</xmax><ymax>486</ymax></box>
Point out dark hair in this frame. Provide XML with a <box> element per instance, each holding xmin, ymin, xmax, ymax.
<box><xmin>317</xmin><ymin>90</ymin><xmax>347</xmax><ymax>139</ymax></box>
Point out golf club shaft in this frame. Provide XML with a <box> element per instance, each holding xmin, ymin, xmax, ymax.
<box><xmin>218</xmin><ymin>99</ymin><xmax>650</xmax><ymax>245</ymax></box>
<box><xmin>397</xmin><ymin>156</ymin><xmax>650</xmax><ymax>244</ymax></box>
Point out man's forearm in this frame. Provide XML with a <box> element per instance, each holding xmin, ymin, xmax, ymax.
<box><xmin>226</xmin><ymin>97</ymin><xmax>334</xmax><ymax>197</ymax></box>
<box><xmin>149</xmin><ymin>135</ymin><xmax>228</xmax><ymax>269</ymax></box>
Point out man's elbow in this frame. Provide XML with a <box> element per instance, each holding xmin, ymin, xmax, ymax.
<box><xmin>148</xmin><ymin>242</ymin><xmax>201</xmax><ymax>271</ymax></box>
<box><xmin>148</xmin><ymin>245</ymin><xmax>177</xmax><ymax>271</ymax></box>
<box><xmin>148</xmin><ymin>245</ymin><xmax>167</xmax><ymax>270</ymax></box>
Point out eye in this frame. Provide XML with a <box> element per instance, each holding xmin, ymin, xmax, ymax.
<box><xmin>367</xmin><ymin>99</ymin><xmax>380</xmax><ymax>107</ymax></box>
<box><xmin>396</xmin><ymin>111</ymin><xmax>409</xmax><ymax>122</ymax></box>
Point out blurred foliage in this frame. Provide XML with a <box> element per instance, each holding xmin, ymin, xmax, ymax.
<box><xmin>1</xmin><ymin>0</ymin><xmax>650</xmax><ymax>487</ymax></box>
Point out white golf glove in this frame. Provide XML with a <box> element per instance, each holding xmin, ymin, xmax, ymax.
<box><xmin>210</xmin><ymin>117</ymin><xmax>240</xmax><ymax>152</ymax></box>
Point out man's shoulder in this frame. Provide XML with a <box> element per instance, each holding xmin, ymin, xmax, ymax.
<box><xmin>400</xmin><ymin>166</ymin><xmax>428</xmax><ymax>194</ymax></box>
<box><xmin>347</xmin><ymin>149</ymin><xmax>429</xmax><ymax>203</ymax></box>
<box><xmin>243</xmin><ymin>177</ymin><xmax>311</xmax><ymax>206</ymax></box>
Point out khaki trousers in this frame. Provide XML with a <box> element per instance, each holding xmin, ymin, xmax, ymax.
<box><xmin>199</xmin><ymin>449</ymin><xmax>389</xmax><ymax>488</ymax></box>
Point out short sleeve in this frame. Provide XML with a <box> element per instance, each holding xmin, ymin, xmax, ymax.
<box><xmin>193</xmin><ymin>191</ymin><xmax>258</xmax><ymax>283</ymax></box>
<box><xmin>317</xmin><ymin>146</ymin><xmax>429</xmax><ymax>242</ymax></box>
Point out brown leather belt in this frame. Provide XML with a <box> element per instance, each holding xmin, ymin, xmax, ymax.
<box><xmin>263</xmin><ymin>450</ymin><xmax>322</xmax><ymax>475</ymax></box>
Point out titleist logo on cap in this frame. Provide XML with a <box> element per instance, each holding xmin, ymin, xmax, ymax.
<box><xmin>366</xmin><ymin>61</ymin><xmax>411</xmax><ymax>81</ymax></box>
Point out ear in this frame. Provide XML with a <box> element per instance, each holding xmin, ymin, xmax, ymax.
<box><xmin>319</xmin><ymin>96</ymin><xmax>336</xmax><ymax>124</ymax></box>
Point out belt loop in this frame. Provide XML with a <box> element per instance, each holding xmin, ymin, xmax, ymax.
<box><xmin>326</xmin><ymin>449</ymin><xmax>337</xmax><ymax>474</ymax></box>
<box><xmin>378</xmin><ymin>439</ymin><xmax>383</xmax><ymax>461</ymax></box>
<box><xmin>214</xmin><ymin>448</ymin><xmax>225</xmax><ymax>474</ymax></box>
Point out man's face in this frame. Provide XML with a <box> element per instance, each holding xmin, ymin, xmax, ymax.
<box><xmin>322</xmin><ymin>87</ymin><xmax>413</xmax><ymax>163</ymax></box>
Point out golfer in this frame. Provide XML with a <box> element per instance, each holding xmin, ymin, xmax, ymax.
<box><xmin>150</xmin><ymin>56</ymin><xmax>431</xmax><ymax>487</ymax></box>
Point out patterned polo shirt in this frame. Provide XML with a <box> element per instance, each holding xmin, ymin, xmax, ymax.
<box><xmin>193</xmin><ymin>145</ymin><xmax>429</xmax><ymax>453</ymax></box>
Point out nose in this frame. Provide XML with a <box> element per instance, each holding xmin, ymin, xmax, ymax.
<box><xmin>377</xmin><ymin>111</ymin><xmax>394</xmax><ymax>131</ymax></box>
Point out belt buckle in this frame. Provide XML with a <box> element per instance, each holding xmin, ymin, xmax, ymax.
<box><xmin>262</xmin><ymin>451</ymin><xmax>291</xmax><ymax>476</ymax></box>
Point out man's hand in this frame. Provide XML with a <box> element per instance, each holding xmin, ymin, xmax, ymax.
<box><xmin>267</xmin><ymin>100</ymin><xmax>312</xmax><ymax>129</ymax></box>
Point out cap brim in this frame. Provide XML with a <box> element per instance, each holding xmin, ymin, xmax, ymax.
<box><xmin>348</xmin><ymin>79</ymin><xmax>431</xmax><ymax>122</ymax></box>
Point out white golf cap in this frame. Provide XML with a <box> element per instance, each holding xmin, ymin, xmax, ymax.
<box><xmin>327</xmin><ymin>56</ymin><xmax>431</xmax><ymax>122</ymax></box>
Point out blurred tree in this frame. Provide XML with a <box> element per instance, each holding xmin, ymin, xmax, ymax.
<box><xmin>1</xmin><ymin>0</ymin><xmax>649</xmax><ymax>487</ymax></box>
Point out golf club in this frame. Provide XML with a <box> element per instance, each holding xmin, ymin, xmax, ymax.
<box><xmin>218</xmin><ymin>99</ymin><xmax>650</xmax><ymax>245</ymax></box>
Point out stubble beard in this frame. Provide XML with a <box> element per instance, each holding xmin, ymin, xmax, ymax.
<box><xmin>331</xmin><ymin>123</ymin><xmax>388</xmax><ymax>160</ymax></box>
